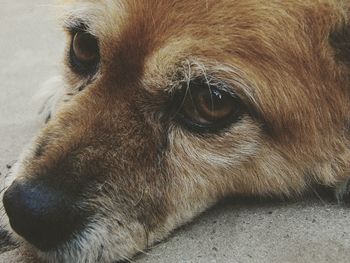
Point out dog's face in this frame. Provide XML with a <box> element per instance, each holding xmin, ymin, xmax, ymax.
<box><xmin>2</xmin><ymin>0</ymin><xmax>350</xmax><ymax>262</ymax></box>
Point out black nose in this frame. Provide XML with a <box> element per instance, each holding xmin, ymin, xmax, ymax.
<box><xmin>3</xmin><ymin>180</ymin><xmax>83</xmax><ymax>251</ymax></box>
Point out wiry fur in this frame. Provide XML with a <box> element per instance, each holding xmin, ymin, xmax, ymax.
<box><xmin>2</xmin><ymin>0</ymin><xmax>350</xmax><ymax>262</ymax></box>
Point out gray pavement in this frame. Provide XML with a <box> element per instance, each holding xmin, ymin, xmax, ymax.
<box><xmin>1</xmin><ymin>1</ymin><xmax>350</xmax><ymax>262</ymax></box>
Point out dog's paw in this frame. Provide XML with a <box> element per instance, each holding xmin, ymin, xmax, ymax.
<box><xmin>335</xmin><ymin>179</ymin><xmax>350</xmax><ymax>206</ymax></box>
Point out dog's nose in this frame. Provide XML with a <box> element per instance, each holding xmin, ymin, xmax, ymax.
<box><xmin>3</xmin><ymin>180</ymin><xmax>83</xmax><ymax>251</ymax></box>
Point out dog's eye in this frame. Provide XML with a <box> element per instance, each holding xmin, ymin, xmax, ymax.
<box><xmin>174</xmin><ymin>79</ymin><xmax>244</xmax><ymax>132</ymax></box>
<box><xmin>69</xmin><ymin>31</ymin><xmax>100</xmax><ymax>75</ymax></box>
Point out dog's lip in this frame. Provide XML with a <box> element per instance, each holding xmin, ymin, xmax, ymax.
<box><xmin>17</xmin><ymin>221</ymin><xmax>88</xmax><ymax>253</ymax></box>
<box><xmin>17</xmin><ymin>213</ymin><xmax>92</xmax><ymax>252</ymax></box>
<box><xmin>6</xmin><ymin>209</ymin><xmax>83</xmax><ymax>252</ymax></box>
<box><xmin>20</xmin><ymin>232</ymin><xmax>74</xmax><ymax>252</ymax></box>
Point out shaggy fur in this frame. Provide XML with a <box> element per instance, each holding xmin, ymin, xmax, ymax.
<box><xmin>1</xmin><ymin>0</ymin><xmax>350</xmax><ymax>262</ymax></box>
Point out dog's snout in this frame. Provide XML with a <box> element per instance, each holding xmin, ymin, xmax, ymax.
<box><xmin>3</xmin><ymin>180</ymin><xmax>83</xmax><ymax>251</ymax></box>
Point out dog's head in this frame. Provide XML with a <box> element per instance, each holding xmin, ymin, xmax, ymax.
<box><xmin>2</xmin><ymin>0</ymin><xmax>350</xmax><ymax>262</ymax></box>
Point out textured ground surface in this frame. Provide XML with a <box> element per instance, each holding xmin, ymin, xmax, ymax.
<box><xmin>1</xmin><ymin>1</ymin><xmax>350</xmax><ymax>262</ymax></box>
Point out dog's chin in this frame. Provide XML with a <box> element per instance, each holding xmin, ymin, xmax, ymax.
<box><xmin>16</xmin><ymin>218</ymin><xmax>148</xmax><ymax>263</ymax></box>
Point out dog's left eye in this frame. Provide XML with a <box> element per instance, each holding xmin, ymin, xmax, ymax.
<box><xmin>174</xmin><ymin>79</ymin><xmax>244</xmax><ymax>132</ymax></box>
<box><xmin>69</xmin><ymin>31</ymin><xmax>100</xmax><ymax>75</ymax></box>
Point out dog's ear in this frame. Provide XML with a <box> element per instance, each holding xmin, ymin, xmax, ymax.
<box><xmin>330</xmin><ymin>23</ymin><xmax>350</xmax><ymax>66</ymax></box>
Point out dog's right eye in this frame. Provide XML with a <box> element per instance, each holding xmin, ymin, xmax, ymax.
<box><xmin>69</xmin><ymin>31</ymin><xmax>100</xmax><ymax>75</ymax></box>
<box><xmin>172</xmin><ymin>78</ymin><xmax>245</xmax><ymax>133</ymax></box>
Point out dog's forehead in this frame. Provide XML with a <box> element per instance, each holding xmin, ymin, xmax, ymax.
<box><xmin>61</xmin><ymin>1</ymin><xmax>265</xmax><ymax>89</ymax></box>
<box><xmin>60</xmin><ymin>0</ymin><xmax>340</xmax><ymax>62</ymax></box>
<box><xmin>61</xmin><ymin>1</ymin><xmax>295</xmax><ymax>87</ymax></box>
<box><xmin>60</xmin><ymin>0</ymin><xmax>283</xmax><ymax>54</ymax></box>
<box><xmin>59</xmin><ymin>1</ymin><xmax>316</xmax><ymax>65</ymax></box>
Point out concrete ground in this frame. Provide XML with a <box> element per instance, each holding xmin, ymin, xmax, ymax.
<box><xmin>1</xmin><ymin>1</ymin><xmax>350</xmax><ymax>262</ymax></box>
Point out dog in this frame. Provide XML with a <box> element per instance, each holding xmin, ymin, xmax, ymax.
<box><xmin>1</xmin><ymin>0</ymin><xmax>350</xmax><ymax>262</ymax></box>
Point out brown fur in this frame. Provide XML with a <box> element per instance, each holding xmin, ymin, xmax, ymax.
<box><xmin>2</xmin><ymin>0</ymin><xmax>350</xmax><ymax>262</ymax></box>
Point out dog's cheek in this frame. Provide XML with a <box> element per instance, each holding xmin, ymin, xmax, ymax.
<box><xmin>141</xmin><ymin>120</ymin><xmax>262</xmax><ymax>243</ymax></box>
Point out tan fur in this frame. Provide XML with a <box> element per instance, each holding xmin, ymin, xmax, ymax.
<box><xmin>2</xmin><ymin>0</ymin><xmax>350</xmax><ymax>262</ymax></box>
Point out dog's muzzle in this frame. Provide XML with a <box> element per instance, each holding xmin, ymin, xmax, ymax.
<box><xmin>2</xmin><ymin>180</ymin><xmax>84</xmax><ymax>251</ymax></box>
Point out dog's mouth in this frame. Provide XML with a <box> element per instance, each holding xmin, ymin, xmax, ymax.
<box><xmin>2</xmin><ymin>178</ymin><xmax>149</xmax><ymax>263</ymax></box>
